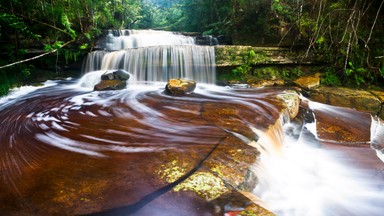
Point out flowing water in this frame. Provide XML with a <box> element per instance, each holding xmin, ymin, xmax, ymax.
<box><xmin>83</xmin><ymin>30</ymin><xmax>216</xmax><ymax>84</ymax></box>
<box><xmin>0</xmin><ymin>30</ymin><xmax>383</xmax><ymax>215</ymax></box>
<box><xmin>252</xmin><ymin>99</ymin><xmax>384</xmax><ymax>216</ymax></box>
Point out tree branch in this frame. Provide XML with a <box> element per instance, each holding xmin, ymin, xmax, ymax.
<box><xmin>365</xmin><ymin>0</ymin><xmax>384</xmax><ymax>48</ymax></box>
<box><xmin>15</xmin><ymin>12</ymin><xmax>73</xmax><ymax>38</ymax></box>
<box><xmin>0</xmin><ymin>40</ymin><xmax>74</xmax><ymax>70</ymax></box>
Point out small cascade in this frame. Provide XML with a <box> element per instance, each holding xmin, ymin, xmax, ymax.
<box><xmin>252</xmin><ymin>101</ymin><xmax>384</xmax><ymax>216</ymax></box>
<box><xmin>370</xmin><ymin>116</ymin><xmax>384</xmax><ymax>162</ymax></box>
<box><xmin>83</xmin><ymin>29</ymin><xmax>216</xmax><ymax>84</ymax></box>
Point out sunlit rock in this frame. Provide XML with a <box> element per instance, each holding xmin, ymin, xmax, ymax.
<box><xmin>294</xmin><ymin>73</ymin><xmax>320</xmax><ymax>90</ymax></box>
<box><xmin>277</xmin><ymin>90</ymin><xmax>301</xmax><ymax>119</ymax></box>
<box><xmin>164</xmin><ymin>78</ymin><xmax>196</xmax><ymax>95</ymax></box>
<box><xmin>309</xmin><ymin>86</ymin><xmax>381</xmax><ymax>115</ymax></box>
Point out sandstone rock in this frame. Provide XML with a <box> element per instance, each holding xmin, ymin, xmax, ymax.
<box><xmin>294</xmin><ymin>73</ymin><xmax>320</xmax><ymax>90</ymax></box>
<box><xmin>370</xmin><ymin>91</ymin><xmax>384</xmax><ymax>119</ymax></box>
<box><xmin>277</xmin><ymin>90</ymin><xmax>301</xmax><ymax>119</ymax></box>
<box><xmin>249</xmin><ymin>79</ymin><xmax>285</xmax><ymax>88</ymax></box>
<box><xmin>164</xmin><ymin>79</ymin><xmax>197</xmax><ymax>95</ymax></box>
<box><xmin>309</xmin><ymin>86</ymin><xmax>381</xmax><ymax>115</ymax></box>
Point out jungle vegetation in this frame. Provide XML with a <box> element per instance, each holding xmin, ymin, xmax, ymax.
<box><xmin>0</xmin><ymin>0</ymin><xmax>383</xmax><ymax>95</ymax></box>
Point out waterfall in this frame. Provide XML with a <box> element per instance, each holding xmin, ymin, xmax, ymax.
<box><xmin>83</xmin><ymin>30</ymin><xmax>216</xmax><ymax>84</ymax></box>
<box><xmin>251</xmin><ymin>100</ymin><xmax>384</xmax><ymax>216</ymax></box>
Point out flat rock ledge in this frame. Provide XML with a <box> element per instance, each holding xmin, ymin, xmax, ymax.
<box><xmin>308</xmin><ymin>86</ymin><xmax>384</xmax><ymax>119</ymax></box>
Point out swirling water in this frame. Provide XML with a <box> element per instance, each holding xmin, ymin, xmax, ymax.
<box><xmin>0</xmin><ymin>80</ymin><xmax>383</xmax><ymax>215</ymax></box>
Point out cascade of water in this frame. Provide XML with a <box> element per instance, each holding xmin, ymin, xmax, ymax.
<box><xmin>104</xmin><ymin>29</ymin><xmax>195</xmax><ymax>50</ymax></box>
<box><xmin>370</xmin><ymin>116</ymin><xmax>384</xmax><ymax>162</ymax></box>
<box><xmin>252</xmin><ymin>101</ymin><xmax>384</xmax><ymax>216</ymax></box>
<box><xmin>83</xmin><ymin>30</ymin><xmax>216</xmax><ymax>84</ymax></box>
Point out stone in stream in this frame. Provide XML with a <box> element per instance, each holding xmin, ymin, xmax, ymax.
<box><xmin>164</xmin><ymin>78</ymin><xmax>197</xmax><ymax>96</ymax></box>
<box><xmin>94</xmin><ymin>70</ymin><xmax>130</xmax><ymax>91</ymax></box>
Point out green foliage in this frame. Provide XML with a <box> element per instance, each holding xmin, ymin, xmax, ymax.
<box><xmin>380</xmin><ymin>66</ymin><xmax>384</xmax><ymax>78</ymax></box>
<box><xmin>345</xmin><ymin>61</ymin><xmax>372</xmax><ymax>87</ymax></box>
<box><xmin>60</xmin><ymin>13</ymin><xmax>76</xmax><ymax>39</ymax></box>
<box><xmin>0</xmin><ymin>12</ymin><xmax>40</xmax><ymax>39</ymax></box>
<box><xmin>281</xmin><ymin>67</ymin><xmax>303</xmax><ymax>79</ymax></box>
<box><xmin>321</xmin><ymin>69</ymin><xmax>341</xmax><ymax>86</ymax></box>
<box><xmin>0</xmin><ymin>63</ymin><xmax>33</xmax><ymax>96</ymax></box>
<box><xmin>231</xmin><ymin>50</ymin><xmax>262</xmax><ymax>80</ymax></box>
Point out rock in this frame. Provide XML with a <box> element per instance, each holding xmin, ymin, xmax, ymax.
<box><xmin>113</xmin><ymin>69</ymin><xmax>130</xmax><ymax>80</ymax></box>
<box><xmin>164</xmin><ymin>79</ymin><xmax>197</xmax><ymax>95</ymax></box>
<box><xmin>101</xmin><ymin>69</ymin><xmax>130</xmax><ymax>81</ymax></box>
<box><xmin>309</xmin><ymin>86</ymin><xmax>381</xmax><ymax>115</ymax></box>
<box><xmin>277</xmin><ymin>90</ymin><xmax>301</xmax><ymax>119</ymax></box>
<box><xmin>370</xmin><ymin>91</ymin><xmax>384</xmax><ymax>119</ymax></box>
<box><xmin>249</xmin><ymin>79</ymin><xmax>285</xmax><ymax>88</ymax></box>
<box><xmin>94</xmin><ymin>79</ymin><xmax>126</xmax><ymax>91</ymax></box>
<box><xmin>94</xmin><ymin>70</ymin><xmax>130</xmax><ymax>91</ymax></box>
<box><xmin>294</xmin><ymin>73</ymin><xmax>320</xmax><ymax>90</ymax></box>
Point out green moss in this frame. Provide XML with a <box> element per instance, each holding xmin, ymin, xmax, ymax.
<box><xmin>173</xmin><ymin>171</ymin><xmax>230</xmax><ymax>200</ymax></box>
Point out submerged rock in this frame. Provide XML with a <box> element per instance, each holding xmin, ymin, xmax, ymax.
<box><xmin>94</xmin><ymin>70</ymin><xmax>130</xmax><ymax>91</ymax></box>
<box><xmin>164</xmin><ymin>78</ymin><xmax>197</xmax><ymax>95</ymax></box>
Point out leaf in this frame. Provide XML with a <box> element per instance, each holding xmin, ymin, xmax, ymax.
<box><xmin>80</xmin><ymin>43</ymin><xmax>88</xmax><ymax>50</ymax></box>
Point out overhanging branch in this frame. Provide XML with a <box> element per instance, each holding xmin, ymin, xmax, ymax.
<box><xmin>0</xmin><ymin>40</ymin><xmax>74</xmax><ymax>70</ymax></box>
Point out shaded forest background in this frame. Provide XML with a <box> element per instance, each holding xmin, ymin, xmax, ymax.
<box><xmin>0</xmin><ymin>0</ymin><xmax>383</xmax><ymax>95</ymax></box>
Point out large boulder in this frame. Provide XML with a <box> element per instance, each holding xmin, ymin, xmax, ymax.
<box><xmin>94</xmin><ymin>70</ymin><xmax>130</xmax><ymax>91</ymax></box>
<box><xmin>164</xmin><ymin>79</ymin><xmax>197</xmax><ymax>96</ymax></box>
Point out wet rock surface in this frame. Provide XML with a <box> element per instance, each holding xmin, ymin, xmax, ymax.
<box><xmin>94</xmin><ymin>70</ymin><xmax>130</xmax><ymax>91</ymax></box>
<box><xmin>0</xmin><ymin>85</ymin><xmax>290</xmax><ymax>215</ymax></box>
<box><xmin>2</xmin><ymin>82</ymin><xmax>383</xmax><ymax>215</ymax></box>
<box><xmin>164</xmin><ymin>78</ymin><xmax>197</xmax><ymax>95</ymax></box>
<box><xmin>307</xmin><ymin>86</ymin><xmax>383</xmax><ymax>118</ymax></box>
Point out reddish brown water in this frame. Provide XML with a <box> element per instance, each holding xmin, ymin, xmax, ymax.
<box><xmin>0</xmin><ymin>81</ymin><xmax>285</xmax><ymax>215</ymax></box>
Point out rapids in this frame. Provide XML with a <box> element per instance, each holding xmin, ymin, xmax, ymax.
<box><xmin>0</xmin><ymin>80</ymin><xmax>383</xmax><ymax>215</ymax></box>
